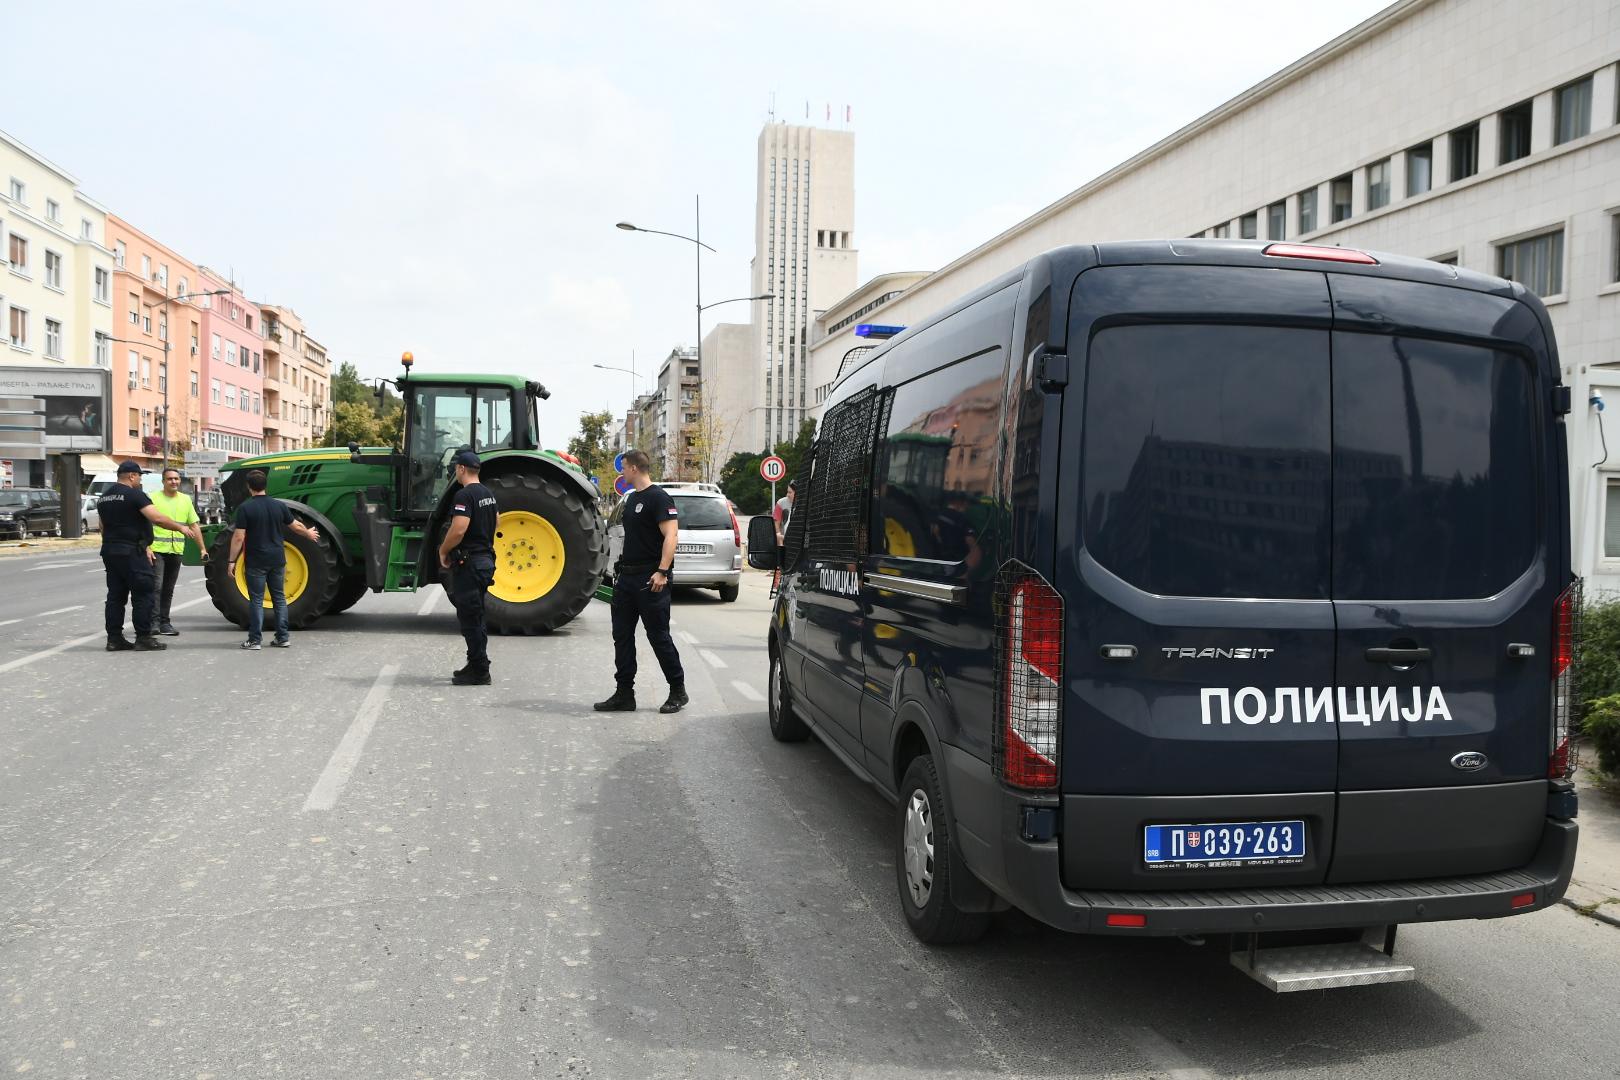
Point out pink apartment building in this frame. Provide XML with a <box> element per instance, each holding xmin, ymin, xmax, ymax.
<box><xmin>195</xmin><ymin>266</ymin><xmax>265</xmax><ymax>461</ymax></box>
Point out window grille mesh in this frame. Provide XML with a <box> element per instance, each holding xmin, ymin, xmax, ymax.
<box><xmin>786</xmin><ymin>386</ymin><xmax>882</xmax><ymax>573</ymax></box>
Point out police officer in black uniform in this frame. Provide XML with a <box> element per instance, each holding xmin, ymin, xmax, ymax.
<box><xmin>595</xmin><ymin>449</ymin><xmax>687</xmax><ymax>714</ymax></box>
<box><xmin>437</xmin><ymin>449</ymin><xmax>499</xmax><ymax>686</ymax></box>
<box><xmin>98</xmin><ymin>460</ymin><xmax>193</xmax><ymax>652</ymax></box>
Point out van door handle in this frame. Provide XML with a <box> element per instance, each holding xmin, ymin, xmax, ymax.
<box><xmin>1365</xmin><ymin>646</ymin><xmax>1431</xmax><ymax>665</ymax></box>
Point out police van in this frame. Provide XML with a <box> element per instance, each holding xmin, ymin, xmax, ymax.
<box><xmin>746</xmin><ymin>240</ymin><xmax>1580</xmax><ymax>991</ymax></box>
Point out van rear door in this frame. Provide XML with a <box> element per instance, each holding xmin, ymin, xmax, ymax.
<box><xmin>1058</xmin><ymin>268</ymin><xmax>1342</xmax><ymax>889</ymax></box>
<box><xmin>1326</xmin><ymin>277</ymin><xmax>1560</xmax><ymax>882</ymax></box>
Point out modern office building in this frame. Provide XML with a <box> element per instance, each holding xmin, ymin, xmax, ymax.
<box><xmin>749</xmin><ymin>123</ymin><xmax>857</xmax><ymax>453</ymax></box>
<box><xmin>806</xmin><ymin>0</ymin><xmax>1620</xmax><ymax>587</ymax></box>
<box><xmin>0</xmin><ymin>129</ymin><xmax>114</xmax><ymax>485</ymax></box>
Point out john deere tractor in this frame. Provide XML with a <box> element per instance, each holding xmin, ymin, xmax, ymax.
<box><xmin>190</xmin><ymin>358</ymin><xmax>605</xmax><ymax>634</ymax></box>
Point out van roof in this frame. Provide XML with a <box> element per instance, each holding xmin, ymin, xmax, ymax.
<box><xmin>832</xmin><ymin>239</ymin><xmax>1535</xmax><ymax>391</ymax></box>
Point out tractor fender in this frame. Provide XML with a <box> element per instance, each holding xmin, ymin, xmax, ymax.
<box><xmin>478</xmin><ymin>451</ymin><xmax>600</xmax><ymax>506</ymax></box>
<box><xmin>275</xmin><ymin>498</ymin><xmax>350</xmax><ymax>565</ymax></box>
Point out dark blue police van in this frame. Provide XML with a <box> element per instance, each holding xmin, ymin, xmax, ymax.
<box><xmin>747</xmin><ymin>240</ymin><xmax>1580</xmax><ymax>990</ymax></box>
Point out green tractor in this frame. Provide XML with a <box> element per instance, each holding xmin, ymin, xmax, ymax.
<box><xmin>188</xmin><ymin>359</ymin><xmax>606</xmax><ymax>635</ymax></box>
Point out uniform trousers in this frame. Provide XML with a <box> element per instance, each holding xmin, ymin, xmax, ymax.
<box><xmin>449</xmin><ymin>554</ymin><xmax>496</xmax><ymax>670</ymax></box>
<box><xmin>102</xmin><ymin>545</ymin><xmax>156</xmax><ymax>638</ymax></box>
<box><xmin>610</xmin><ymin>569</ymin><xmax>685</xmax><ymax>689</ymax></box>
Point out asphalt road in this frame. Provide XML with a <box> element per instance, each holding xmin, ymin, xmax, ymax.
<box><xmin>2</xmin><ymin>546</ymin><xmax>1618</xmax><ymax>1079</ymax></box>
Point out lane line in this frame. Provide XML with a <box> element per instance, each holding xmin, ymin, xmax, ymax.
<box><xmin>731</xmin><ymin>680</ymin><xmax>764</xmax><ymax>702</ymax></box>
<box><xmin>303</xmin><ymin>664</ymin><xmax>400</xmax><ymax>812</ymax></box>
<box><xmin>0</xmin><ymin>618</ymin><xmax>21</xmax><ymax>628</ymax></box>
<box><xmin>1121</xmin><ymin>1026</ymin><xmax>1217</xmax><ymax>1080</ymax></box>
<box><xmin>700</xmin><ymin>648</ymin><xmax>727</xmax><ymax>670</ymax></box>
<box><xmin>24</xmin><ymin>562</ymin><xmax>88</xmax><ymax>572</ymax></box>
<box><xmin>417</xmin><ymin>585</ymin><xmax>441</xmax><ymax>616</ymax></box>
<box><xmin>678</xmin><ymin>629</ymin><xmax>700</xmax><ymax>646</ymax></box>
<box><xmin>38</xmin><ymin>605</ymin><xmax>85</xmax><ymax>617</ymax></box>
<box><xmin>84</xmin><ymin>567</ymin><xmax>104</xmax><ymax>574</ymax></box>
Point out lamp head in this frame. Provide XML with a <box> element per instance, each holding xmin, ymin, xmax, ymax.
<box><xmin>401</xmin><ymin>351</ymin><xmax>414</xmax><ymax>369</ymax></box>
<box><xmin>614</xmin><ymin>222</ymin><xmax>639</xmax><ymax>232</ymax></box>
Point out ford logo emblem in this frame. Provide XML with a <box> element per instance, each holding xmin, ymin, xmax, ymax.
<box><xmin>1451</xmin><ymin>751</ymin><xmax>1488</xmax><ymax>772</ymax></box>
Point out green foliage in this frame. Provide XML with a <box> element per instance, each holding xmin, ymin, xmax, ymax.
<box><xmin>332</xmin><ymin>361</ymin><xmax>372</xmax><ymax>409</ymax></box>
<box><xmin>1580</xmin><ymin>599</ymin><xmax>1620</xmax><ymax>729</ymax></box>
<box><xmin>327</xmin><ymin>364</ymin><xmax>404</xmax><ymax>446</ymax></box>
<box><xmin>377</xmin><ymin>405</ymin><xmax>404</xmax><ymax>448</ymax></box>
<box><xmin>327</xmin><ymin>400</ymin><xmax>383</xmax><ymax>447</ymax></box>
<box><xmin>568</xmin><ymin>411</ymin><xmax>614</xmax><ymax>475</ymax></box>
<box><xmin>716</xmin><ymin>420</ymin><xmax>819</xmax><ymax>514</ymax></box>
<box><xmin>1582</xmin><ymin>694</ymin><xmax>1620</xmax><ymax>776</ymax></box>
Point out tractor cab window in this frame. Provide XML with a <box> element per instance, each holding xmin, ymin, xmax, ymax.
<box><xmin>475</xmin><ymin>388</ymin><xmax>516</xmax><ymax>453</ymax></box>
<box><xmin>406</xmin><ymin>385</ymin><xmax>475</xmax><ymax>512</ymax></box>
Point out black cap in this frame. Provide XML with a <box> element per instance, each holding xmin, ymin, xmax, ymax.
<box><xmin>116</xmin><ymin>460</ymin><xmax>145</xmax><ymax>475</ymax></box>
<box><xmin>451</xmin><ymin>449</ymin><xmax>482</xmax><ymax>469</ymax></box>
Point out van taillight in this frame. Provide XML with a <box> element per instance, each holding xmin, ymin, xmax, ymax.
<box><xmin>1550</xmin><ymin>582</ymin><xmax>1581</xmax><ymax>779</ymax></box>
<box><xmin>995</xmin><ymin>567</ymin><xmax>1062</xmax><ymax>791</ymax></box>
<box><xmin>729</xmin><ymin>507</ymin><xmax>741</xmax><ymax>550</ymax></box>
<box><xmin>1262</xmin><ymin>242</ymin><xmax>1379</xmax><ymax>265</ymax></box>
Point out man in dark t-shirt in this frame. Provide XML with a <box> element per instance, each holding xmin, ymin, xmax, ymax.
<box><xmin>226</xmin><ymin>469</ymin><xmax>321</xmax><ymax>650</ymax></box>
<box><xmin>98</xmin><ymin>460</ymin><xmax>193</xmax><ymax>651</ymax></box>
<box><xmin>595</xmin><ymin>449</ymin><xmax>686</xmax><ymax>714</ymax></box>
<box><xmin>437</xmin><ymin>449</ymin><xmax>499</xmax><ymax>685</ymax></box>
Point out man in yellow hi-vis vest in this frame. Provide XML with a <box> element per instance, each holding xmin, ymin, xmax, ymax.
<box><xmin>149</xmin><ymin>467</ymin><xmax>208</xmax><ymax>636</ymax></box>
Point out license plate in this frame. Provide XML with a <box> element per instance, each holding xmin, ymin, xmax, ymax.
<box><xmin>676</xmin><ymin>543</ymin><xmax>709</xmax><ymax>555</ymax></box>
<box><xmin>1143</xmin><ymin>820</ymin><xmax>1305</xmax><ymax>867</ymax></box>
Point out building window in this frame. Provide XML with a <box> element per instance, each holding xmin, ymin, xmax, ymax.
<box><xmin>1497</xmin><ymin>229</ymin><xmax>1564</xmax><ymax>297</ymax></box>
<box><xmin>1266</xmin><ymin>201</ymin><xmax>1285</xmax><ymax>241</ymax></box>
<box><xmin>141</xmin><ymin>358</ymin><xmax>151</xmax><ymax>388</ymax></box>
<box><xmin>140</xmin><ymin>254</ymin><xmax>151</xmax><ymax>279</ymax></box>
<box><xmin>8</xmin><ymin>232</ymin><xmax>28</xmax><ymax>271</ymax></box>
<box><xmin>1450</xmin><ymin>121</ymin><xmax>1480</xmax><ymax>181</ymax></box>
<box><xmin>8</xmin><ymin>178</ymin><xmax>24</xmax><ymax>203</ymax></box>
<box><xmin>94</xmin><ymin>266</ymin><xmax>110</xmax><ymax>303</ymax></box>
<box><xmin>211</xmin><ymin>378</ymin><xmax>221</xmax><ymax>404</ymax></box>
<box><xmin>190</xmin><ymin>371</ymin><xmax>199</xmax><ymax>398</ymax></box>
<box><xmin>94</xmin><ymin>332</ymin><xmax>109</xmax><ymax>367</ymax></box>
<box><xmin>1606</xmin><ymin>480</ymin><xmax>1620</xmax><ymax>559</ymax></box>
<box><xmin>9</xmin><ymin>306</ymin><xmax>27</xmax><ymax>348</ymax></box>
<box><xmin>128</xmin><ymin>408</ymin><xmax>139</xmax><ymax>439</ymax></box>
<box><xmin>44</xmin><ymin>319</ymin><xmax>61</xmax><ymax>358</ymax></box>
<box><xmin>1211</xmin><ymin>222</ymin><xmax>1229</xmax><ymax>239</ymax></box>
<box><xmin>1407</xmin><ymin>142</ymin><xmax>1433</xmax><ymax>197</ymax></box>
<box><xmin>1499</xmin><ymin>99</ymin><xmax>1533</xmax><ymax>164</ymax></box>
<box><xmin>1331</xmin><ymin>174</ymin><xmax>1353</xmax><ymax>223</ymax></box>
<box><xmin>1611</xmin><ymin>213</ymin><xmax>1620</xmax><ymax>284</ymax></box>
<box><xmin>159</xmin><ymin>361</ymin><xmax>167</xmax><ymax>394</ymax></box>
<box><xmin>225</xmin><ymin>384</ymin><xmax>237</xmax><ymax>409</ymax></box>
<box><xmin>113</xmin><ymin>240</ymin><xmax>126</xmax><ymax>267</ymax></box>
<box><xmin>127</xmin><ymin>350</ymin><xmax>137</xmax><ymax>382</ymax></box>
<box><xmin>1432</xmin><ymin>252</ymin><xmax>1459</xmax><ymax>266</ymax></box>
<box><xmin>1239</xmin><ymin>212</ymin><xmax>1258</xmax><ymax>240</ymax></box>
<box><xmin>177</xmin><ymin>276</ymin><xmax>187</xmax><ymax>297</ymax></box>
<box><xmin>142</xmin><ymin>307</ymin><xmax>151</xmax><ymax>333</ymax></box>
<box><xmin>1298</xmin><ymin>188</ymin><xmax>1318</xmax><ymax>234</ymax></box>
<box><xmin>211</xmin><ymin>333</ymin><xmax>221</xmax><ymax>357</ymax></box>
<box><xmin>45</xmin><ymin>199</ymin><xmax>59</xmax><ymax>223</ymax></box>
<box><xmin>1555</xmin><ymin>76</ymin><xmax>1593</xmax><ymax>145</ymax></box>
<box><xmin>1366</xmin><ymin>159</ymin><xmax>1391</xmax><ymax>211</ymax></box>
<box><xmin>81</xmin><ymin>218</ymin><xmax>93</xmax><ymax>240</ymax></box>
<box><xmin>43</xmin><ymin>250</ymin><xmax>61</xmax><ymax>289</ymax></box>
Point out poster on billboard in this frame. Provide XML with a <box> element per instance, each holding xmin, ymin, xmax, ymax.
<box><xmin>0</xmin><ymin>367</ymin><xmax>110</xmax><ymax>453</ymax></box>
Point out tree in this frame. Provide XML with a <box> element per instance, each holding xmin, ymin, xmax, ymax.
<box><xmin>333</xmin><ymin>361</ymin><xmax>371</xmax><ymax>409</ymax></box>
<box><xmin>719</xmin><ymin>451</ymin><xmax>769</xmax><ymax>514</ymax></box>
<box><xmin>568</xmin><ymin>409</ymin><xmax>619</xmax><ymax>494</ymax></box>
<box><xmin>377</xmin><ymin>404</ymin><xmax>405</xmax><ymax>448</ymax></box>
<box><xmin>328</xmin><ymin>400</ymin><xmax>382</xmax><ymax>447</ymax></box>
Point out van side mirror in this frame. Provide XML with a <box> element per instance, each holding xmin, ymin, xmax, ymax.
<box><xmin>746</xmin><ymin>515</ymin><xmax>779</xmax><ymax>571</ymax></box>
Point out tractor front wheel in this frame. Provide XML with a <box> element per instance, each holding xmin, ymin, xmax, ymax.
<box><xmin>484</xmin><ymin>473</ymin><xmax>605</xmax><ymax>635</ymax></box>
<box><xmin>205</xmin><ymin>521</ymin><xmax>341</xmax><ymax>630</ymax></box>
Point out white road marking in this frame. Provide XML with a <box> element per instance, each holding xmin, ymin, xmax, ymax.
<box><xmin>1121</xmin><ymin>1025</ymin><xmax>1217</xmax><ymax>1080</ymax></box>
<box><xmin>417</xmin><ymin>585</ymin><xmax>442</xmax><ymax>616</ymax></box>
<box><xmin>0</xmin><ymin>596</ymin><xmax>212</xmax><ymax>676</ymax></box>
<box><xmin>37</xmin><ymin>605</ymin><xmax>85</xmax><ymax>617</ymax></box>
<box><xmin>303</xmin><ymin>664</ymin><xmax>400</xmax><ymax>813</ymax></box>
<box><xmin>678</xmin><ymin>629</ymin><xmax>700</xmax><ymax>646</ymax></box>
<box><xmin>700</xmin><ymin>648</ymin><xmax>727</xmax><ymax>670</ymax></box>
<box><xmin>24</xmin><ymin>562</ymin><xmax>86</xmax><ymax>571</ymax></box>
<box><xmin>731</xmin><ymin>680</ymin><xmax>764</xmax><ymax>702</ymax></box>
<box><xmin>0</xmin><ymin>619</ymin><xmax>21</xmax><ymax>628</ymax></box>
<box><xmin>84</xmin><ymin>567</ymin><xmax>104</xmax><ymax>574</ymax></box>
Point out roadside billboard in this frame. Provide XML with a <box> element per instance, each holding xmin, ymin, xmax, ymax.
<box><xmin>0</xmin><ymin>367</ymin><xmax>110</xmax><ymax>454</ymax></box>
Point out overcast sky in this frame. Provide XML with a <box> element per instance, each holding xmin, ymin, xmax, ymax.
<box><xmin>9</xmin><ymin>0</ymin><xmax>1389</xmax><ymax>443</ymax></box>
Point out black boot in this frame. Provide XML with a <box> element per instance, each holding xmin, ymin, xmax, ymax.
<box><xmin>594</xmin><ymin>687</ymin><xmax>636</xmax><ymax>712</ymax></box>
<box><xmin>659</xmin><ymin>682</ymin><xmax>689</xmax><ymax>714</ymax></box>
<box><xmin>452</xmin><ymin>666</ymin><xmax>491</xmax><ymax>686</ymax></box>
<box><xmin>106</xmin><ymin>635</ymin><xmax>135</xmax><ymax>652</ymax></box>
<box><xmin>134</xmin><ymin>635</ymin><xmax>167</xmax><ymax>651</ymax></box>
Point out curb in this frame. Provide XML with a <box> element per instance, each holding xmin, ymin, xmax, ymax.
<box><xmin>1560</xmin><ymin>880</ymin><xmax>1620</xmax><ymax>928</ymax></box>
<box><xmin>0</xmin><ymin>537</ymin><xmax>101</xmax><ymax>559</ymax></box>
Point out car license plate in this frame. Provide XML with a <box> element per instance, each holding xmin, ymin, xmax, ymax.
<box><xmin>676</xmin><ymin>543</ymin><xmax>709</xmax><ymax>555</ymax></box>
<box><xmin>1143</xmin><ymin>820</ymin><xmax>1305</xmax><ymax>867</ymax></box>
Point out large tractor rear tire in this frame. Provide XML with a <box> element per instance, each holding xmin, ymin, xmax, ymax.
<box><xmin>328</xmin><ymin>576</ymin><xmax>370</xmax><ymax>615</ymax></box>
<box><xmin>484</xmin><ymin>473</ymin><xmax>605</xmax><ymax>635</ymax></box>
<box><xmin>205</xmin><ymin>520</ymin><xmax>342</xmax><ymax>631</ymax></box>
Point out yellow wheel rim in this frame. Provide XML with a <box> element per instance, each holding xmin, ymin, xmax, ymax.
<box><xmin>235</xmin><ymin>543</ymin><xmax>309</xmax><ymax>608</ymax></box>
<box><xmin>490</xmin><ymin>510</ymin><xmax>565</xmax><ymax>602</ymax></box>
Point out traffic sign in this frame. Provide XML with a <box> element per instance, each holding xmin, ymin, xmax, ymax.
<box><xmin>614</xmin><ymin>452</ymin><xmax>626</xmax><ymax>474</ymax></box>
<box><xmin>760</xmin><ymin>455</ymin><xmax>786</xmax><ymax>483</ymax></box>
<box><xmin>614</xmin><ymin>475</ymin><xmax>633</xmax><ymax>497</ymax></box>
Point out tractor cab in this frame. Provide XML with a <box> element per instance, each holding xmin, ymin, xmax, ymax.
<box><xmin>397</xmin><ymin>378</ymin><xmax>541</xmax><ymax>515</ymax></box>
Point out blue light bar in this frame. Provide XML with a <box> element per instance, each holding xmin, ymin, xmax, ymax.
<box><xmin>855</xmin><ymin>324</ymin><xmax>905</xmax><ymax>339</ymax></box>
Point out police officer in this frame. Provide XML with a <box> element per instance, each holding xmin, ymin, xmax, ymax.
<box><xmin>98</xmin><ymin>460</ymin><xmax>193</xmax><ymax>652</ymax></box>
<box><xmin>595</xmin><ymin>449</ymin><xmax>687</xmax><ymax>714</ymax></box>
<box><xmin>437</xmin><ymin>450</ymin><xmax>498</xmax><ymax>686</ymax></box>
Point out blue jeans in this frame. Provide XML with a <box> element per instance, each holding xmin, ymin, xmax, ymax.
<box><xmin>245</xmin><ymin>564</ymin><xmax>289</xmax><ymax>644</ymax></box>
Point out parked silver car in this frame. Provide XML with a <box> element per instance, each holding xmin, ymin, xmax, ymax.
<box><xmin>606</xmin><ymin>483</ymin><xmax>742</xmax><ymax>602</ymax></box>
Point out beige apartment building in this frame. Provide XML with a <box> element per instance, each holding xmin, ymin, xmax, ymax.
<box><xmin>259</xmin><ymin>305</ymin><xmax>329</xmax><ymax>451</ymax></box>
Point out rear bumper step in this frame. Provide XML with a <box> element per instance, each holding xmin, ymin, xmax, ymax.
<box><xmin>1231</xmin><ymin>938</ymin><xmax>1416</xmax><ymax>992</ymax></box>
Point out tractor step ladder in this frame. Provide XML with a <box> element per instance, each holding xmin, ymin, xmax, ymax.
<box><xmin>1231</xmin><ymin>927</ymin><xmax>1415</xmax><ymax>992</ymax></box>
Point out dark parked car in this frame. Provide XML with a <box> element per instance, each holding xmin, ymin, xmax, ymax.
<box><xmin>748</xmin><ymin>240</ymin><xmax>1579</xmax><ymax>991</ymax></box>
<box><xmin>0</xmin><ymin>488</ymin><xmax>63</xmax><ymax>539</ymax></box>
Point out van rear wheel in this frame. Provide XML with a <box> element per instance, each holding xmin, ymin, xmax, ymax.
<box><xmin>768</xmin><ymin>647</ymin><xmax>810</xmax><ymax>742</ymax></box>
<box><xmin>897</xmin><ymin>755</ymin><xmax>990</xmax><ymax>945</ymax></box>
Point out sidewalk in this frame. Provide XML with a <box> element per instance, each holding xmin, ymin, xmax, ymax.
<box><xmin>0</xmin><ymin>536</ymin><xmax>100</xmax><ymax>559</ymax></box>
<box><xmin>1566</xmin><ymin>746</ymin><xmax>1620</xmax><ymax>927</ymax></box>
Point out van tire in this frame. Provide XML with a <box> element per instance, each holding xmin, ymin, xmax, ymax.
<box><xmin>718</xmin><ymin>582</ymin><xmax>740</xmax><ymax>603</ymax></box>
<box><xmin>768</xmin><ymin>647</ymin><xmax>810</xmax><ymax>742</ymax></box>
<box><xmin>897</xmin><ymin>755</ymin><xmax>991</xmax><ymax>945</ymax></box>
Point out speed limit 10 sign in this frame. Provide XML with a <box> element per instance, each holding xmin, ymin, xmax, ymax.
<box><xmin>760</xmin><ymin>455</ymin><xmax>787</xmax><ymax>483</ymax></box>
